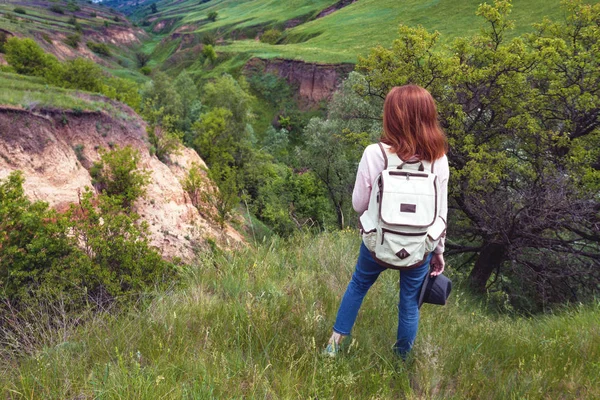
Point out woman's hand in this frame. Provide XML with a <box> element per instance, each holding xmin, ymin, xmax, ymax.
<box><xmin>430</xmin><ymin>253</ymin><xmax>445</xmax><ymax>276</ymax></box>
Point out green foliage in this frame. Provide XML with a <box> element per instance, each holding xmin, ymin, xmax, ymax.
<box><xmin>63</xmin><ymin>33</ymin><xmax>81</xmax><ymax>49</ymax></box>
<box><xmin>0</xmin><ymin>172</ymin><xmax>175</xmax><ymax>309</ymax></box>
<box><xmin>90</xmin><ymin>146</ymin><xmax>150</xmax><ymax>209</ymax></box>
<box><xmin>207</xmin><ymin>10</ymin><xmax>218</xmax><ymax>22</ymax></box>
<box><xmin>150</xmin><ymin>3</ymin><xmax>157</xmax><ymax>14</ymax></box>
<box><xmin>4</xmin><ymin>37</ymin><xmax>59</xmax><ymax>77</ymax></box>
<box><xmin>66</xmin><ymin>1</ymin><xmax>81</xmax><ymax>12</ymax></box>
<box><xmin>90</xmin><ymin>11</ymin><xmax>97</xmax><ymax>18</ymax></box>
<box><xmin>147</xmin><ymin>120</ymin><xmax>183</xmax><ymax>163</ymax></box>
<box><xmin>87</xmin><ymin>41</ymin><xmax>112</xmax><ymax>57</ymax></box>
<box><xmin>48</xmin><ymin>4</ymin><xmax>65</xmax><ymax>14</ymax></box>
<box><xmin>140</xmin><ymin>66</ymin><xmax>151</xmax><ymax>75</ymax></box>
<box><xmin>0</xmin><ymin>31</ymin><xmax>7</xmax><ymax>53</ymax></box>
<box><xmin>260</xmin><ymin>29</ymin><xmax>281</xmax><ymax>45</ymax></box>
<box><xmin>13</xmin><ymin>7</ymin><xmax>26</xmax><ymax>15</ymax></box>
<box><xmin>50</xmin><ymin>58</ymin><xmax>103</xmax><ymax>92</ymax></box>
<box><xmin>192</xmin><ymin>107</ymin><xmax>235</xmax><ymax>167</ymax></box>
<box><xmin>202</xmin><ymin>44</ymin><xmax>216</xmax><ymax>64</ymax></box>
<box><xmin>135</xmin><ymin>51</ymin><xmax>150</xmax><ymax>67</ymax></box>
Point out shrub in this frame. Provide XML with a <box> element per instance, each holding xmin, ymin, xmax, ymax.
<box><xmin>147</xmin><ymin>123</ymin><xmax>182</xmax><ymax>163</ymax></box>
<box><xmin>13</xmin><ymin>7</ymin><xmax>26</xmax><ymax>15</ymax></box>
<box><xmin>4</xmin><ymin>12</ymin><xmax>17</xmax><ymax>22</ymax></box>
<box><xmin>140</xmin><ymin>66</ymin><xmax>152</xmax><ymax>75</ymax></box>
<box><xmin>41</xmin><ymin>33</ymin><xmax>52</xmax><ymax>44</ymax></box>
<box><xmin>0</xmin><ymin>172</ymin><xmax>176</xmax><ymax>309</ymax></box>
<box><xmin>150</xmin><ymin>3</ymin><xmax>157</xmax><ymax>13</ymax></box>
<box><xmin>201</xmin><ymin>32</ymin><xmax>217</xmax><ymax>46</ymax></box>
<box><xmin>136</xmin><ymin>51</ymin><xmax>150</xmax><ymax>67</ymax></box>
<box><xmin>4</xmin><ymin>37</ymin><xmax>59</xmax><ymax>77</ymax></box>
<box><xmin>53</xmin><ymin>58</ymin><xmax>103</xmax><ymax>91</ymax></box>
<box><xmin>90</xmin><ymin>145</ymin><xmax>150</xmax><ymax>209</ymax></box>
<box><xmin>207</xmin><ymin>11</ymin><xmax>218</xmax><ymax>22</ymax></box>
<box><xmin>64</xmin><ymin>33</ymin><xmax>81</xmax><ymax>48</ymax></box>
<box><xmin>202</xmin><ymin>44</ymin><xmax>216</xmax><ymax>64</ymax></box>
<box><xmin>87</xmin><ymin>41</ymin><xmax>111</xmax><ymax>56</ymax></box>
<box><xmin>0</xmin><ymin>31</ymin><xmax>8</xmax><ymax>53</ymax></box>
<box><xmin>113</xmin><ymin>16</ymin><xmax>120</xmax><ymax>22</ymax></box>
<box><xmin>90</xmin><ymin>11</ymin><xmax>97</xmax><ymax>18</ymax></box>
<box><xmin>66</xmin><ymin>2</ymin><xmax>81</xmax><ymax>12</ymax></box>
<box><xmin>49</xmin><ymin>5</ymin><xmax>64</xmax><ymax>14</ymax></box>
<box><xmin>260</xmin><ymin>29</ymin><xmax>281</xmax><ymax>45</ymax></box>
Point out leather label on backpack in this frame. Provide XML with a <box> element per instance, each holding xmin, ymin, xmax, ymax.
<box><xmin>400</xmin><ymin>203</ymin><xmax>417</xmax><ymax>213</ymax></box>
<box><xmin>396</xmin><ymin>249</ymin><xmax>410</xmax><ymax>259</ymax></box>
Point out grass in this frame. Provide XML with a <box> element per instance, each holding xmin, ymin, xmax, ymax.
<box><xmin>1</xmin><ymin>231</ymin><xmax>598</xmax><ymax>399</ymax></box>
<box><xmin>0</xmin><ymin>72</ymin><xmax>118</xmax><ymax>112</ymax></box>
<box><xmin>133</xmin><ymin>0</ymin><xmax>597</xmax><ymax>65</ymax></box>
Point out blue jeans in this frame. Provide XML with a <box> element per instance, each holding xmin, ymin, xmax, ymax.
<box><xmin>333</xmin><ymin>243</ymin><xmax>431</xmax><ymax>356</ymax></box>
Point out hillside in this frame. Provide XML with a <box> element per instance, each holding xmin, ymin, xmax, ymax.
<box><xmin>1</xmin><ymin>232</ymin><xmax>598</xmax><ymax>398</ymax></box>
<box><xmin>0</xmin><ymin>72</ymin><xmax>243</xmax><ymax>260</ymax></box>
<box><xmin>0</xmin><ymin>0</ymin><xmax>147</xmax><ymax>80</ymax></box>
<box><xmin>134</xmin><ymin>0</ymin><xmax>592</xmax><ymax>65</ymax></box>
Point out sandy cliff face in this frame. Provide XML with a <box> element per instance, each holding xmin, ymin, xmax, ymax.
<box><xmin>0</xmin><ymin>103</ymin><xmax>243</xmax><ymax>261</ymax></box>
<box><xmin>245</xmin><ymin>58</ymin><xmax>354</xmax><ymax>105</ymax></box>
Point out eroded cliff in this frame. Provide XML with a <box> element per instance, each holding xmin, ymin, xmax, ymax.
<box><xmin>0</xmin><ymin>102</ymin><xmax>243</xmax><ymax>261</ymax></box>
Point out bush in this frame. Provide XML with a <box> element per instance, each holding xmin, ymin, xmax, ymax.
<box><xmin>260</xmin><ymin>29</ymin><xmax>281</xmax><ymax>45</ymax></box>
<box><xmin>202</xmin><ymin>44</ymin><xmax>216</xmax><ymax>64</ymax></box>
<box><xmin>52</xmin><ymin>58</ymin><xmax>103</xmax><ymax>92</ymax></box>
<box><xmin>87</xmin><ymin>41</ymin><xmax>111</xmax><ymax>56</ymax></box>
<box><xmin>13</xmin><ymin>7</ymin><xmax>26</xmax><ymax>15</ymax></box>
<box><xmin>90</xmin><ymin>145</ymin><xmax>150</xmax><ymax>209</ymax></box>
<box><xmin>140</xmin><ymin>66</ymin><xmax>152</xmax><ymax>75</ymax></box>
<box><xmin>207</xmin><ymin>11</ymin><xmax>218</xmax><ymax>22</ymax></box>
<box><xmin>48</xmin><ymin>5</ymin><xmax>64</xmax><ymax>14</ymax></box>
<box><xmin>0</xmin><ymin>171</ymin><xmax>176</xmax><ymax>309</ymax></box>
<box><xmin>136</xmin><ymin>51</ymin><xmax>150</xmax><ymax>67</ymax></box>
<box><xmin>0</xmin><ymin>31</ymin><xmax>8</xmax><ymax>53</ymax></box>
<box><xmin>4</xmin><ymin>37</ymin><xmax>59</xmax><ymax>77</ymax></box>
<box><xmin>66</xmin><ymin>2</ymin><xmax>81</xmax><ymax>12</ymax></box>
<box><xmin>202</xmin><ymin>32</ymin><xmax>217</xmax><ymax>46</ymax></box>
<box><xmin>90</xmin><ymin>11</ymin><xmax>97</xmax><ymax>18</ymax></box>
<box><xmin>64</xmin><ymin>33</ymin><xmax>81</xmax><ymax>48</ymax></box>
<box><xmin>147</xmin><ymin>122</ymin><xmax>182</xmax><ymax>163</ymax></box>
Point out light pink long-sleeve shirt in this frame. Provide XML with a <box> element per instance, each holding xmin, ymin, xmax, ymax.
<box><xmin>352</xmin><ymin>143</ymin><xmax>449</xmax><ymax>254</ymax></box>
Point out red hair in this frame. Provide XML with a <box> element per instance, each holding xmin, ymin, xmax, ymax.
<box><xmin>382</xmin><ymin>85</ymin><xmax>447</xmax><ymax>162</ymax></box>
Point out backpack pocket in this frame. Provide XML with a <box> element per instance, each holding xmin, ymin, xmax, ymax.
<box><xmin>425</xmin><ymin>216</ymin><xmax>447</xmax><ymax>253</ymax></box>
<box><xmin>375</xmin><ymin>228</ymin><xmax>428</xmax><ymax>267</ymax></box>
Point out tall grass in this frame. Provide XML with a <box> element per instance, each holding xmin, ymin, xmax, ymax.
<box><xmin>1</xmin><ymin>231</ymin><xmax>599</xmax><ymax>399</ymax></box>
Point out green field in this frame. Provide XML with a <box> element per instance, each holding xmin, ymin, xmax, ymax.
<box><xmin>1</xmin><ymin>232</ymin><xmax>599</xmax><ymax>399</ymax></box>
<box><xmin>138</xmin><ymin>0</ymin><xmax>589</xmax><ymax>64</ymax></box>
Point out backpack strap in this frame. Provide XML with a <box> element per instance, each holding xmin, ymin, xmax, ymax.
<box><xmin>378</xmin><ymin>142</ymin><xmax>403</xmax><ymax>169</ymax></box>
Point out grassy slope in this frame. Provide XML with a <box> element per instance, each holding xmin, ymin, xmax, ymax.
<box><xmin>137</xmin><ymin>0</ymin><xmax>589</xmax><ymax>65</ymax></box>
<box><xmin>0</xmin><ymin>72</ymin><xmax>129</xmax><ymax>114</ymax></box>
<box><xmin>138</xmin><ymin>0</ymin><xmax>339</xmax><ymax>32</ymax></box>
<box><xmin>1</xmin><ymin>232</ymin><xmax>598</xmax><ymax>399</ymax></box>
<box><xmin>0</xmin><ymin>0</ymin><xmax>147</xmax><ymax>80</ymax></box>
<box><xmin>221</xmin><ymin>0</ymin><xmax>578</xmax><ymax>63</ymax></box>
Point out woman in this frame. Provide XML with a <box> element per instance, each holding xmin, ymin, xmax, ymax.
<box><xmin>325</xmin><ymin>85</ymin><xmax>449</xmax><ymax>358</ymax></box>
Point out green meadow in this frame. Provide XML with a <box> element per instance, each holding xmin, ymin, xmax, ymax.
<box><xmin>144</xmin><ymin>0</ymin><xmax>592</xmax><ymax>64</ymax></box>
<box><xmin>2</xmin><ymin>232</ymin><xmax>598</xmax><ymax>399</ymax></box>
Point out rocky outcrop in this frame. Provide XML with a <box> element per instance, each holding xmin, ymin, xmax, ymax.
<box><xmin>245</xmin><ymin>58</ymin><xmax>354</xmax><ymax>105</ymax></box>
<box><xmin>0</xmin><ymin>103</ymin><xmax>244</xmax><ymax>261</ymax></box>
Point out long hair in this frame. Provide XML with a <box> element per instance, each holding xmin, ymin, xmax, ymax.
<box><xmin>382</xmin><ymin>85</ymin><xmax>447</xmax><ymax>162</ymax></box>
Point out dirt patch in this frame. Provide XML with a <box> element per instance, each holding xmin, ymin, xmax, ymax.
<box><xmin>316</xmin><ymin>0</ymin><xmax>358</xmax><ymax>19</ymax></box>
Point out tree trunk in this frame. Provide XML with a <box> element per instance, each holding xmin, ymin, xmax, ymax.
<box><xmin>335</xmin><ymin>203</ymin><xmax>345</xmax><ymax>229</ymax></box>
<box><xmin>468</xmin><ymin>242</ymin><xmax>507</xmax><ymax>293</ymax></box>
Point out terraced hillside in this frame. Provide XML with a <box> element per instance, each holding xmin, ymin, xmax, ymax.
<box><xmin>131</xmin><ymin>0</ymin><xmax>590</xmax><ymax>64</ymax></box>
<box><xmin>0</xmin><ymin>0</ymin><xmax>147</xmax><ymax>79</ymax></box>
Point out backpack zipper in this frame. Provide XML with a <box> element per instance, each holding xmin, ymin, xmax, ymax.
<box><xmin>380</xmin><ymin>228</ymin><xmax>427</xmax><ymax>245</ymax></box>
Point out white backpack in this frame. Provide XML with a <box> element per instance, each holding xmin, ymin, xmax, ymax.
<box><xmin>359</xmin><ymin>144</ymin><xmax>447</xmax><ymax>269</ymax></box>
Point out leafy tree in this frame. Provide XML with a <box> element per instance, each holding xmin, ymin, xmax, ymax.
<box><xmin>90</xmin><ymin>146</ymin><xmax>150</xmax><ymax>209</ymax></box>
<box><xmin>150</xmin><ymin>3</ymin><xmax>158</xmax><ymax>14</ymax></box>
<box><xmin>147</xmin><ymin>118</ymin><xmax>183</xmax><ymax>163</ymax></box>
<box><xmin>354</xmin><ymin>0</ymin><xmax>600</xmax><ymax>307</ymax></box>
<box><xmin>87</xmin><ymin>41</ymin><xmax>112</xmax><ymax>57</ymax></box>
<box><xmin>52</xmin><ymin>58</ymin><xmax>103</xmax><ymax>92</ymax></box>
<box><xmin>192</xmin><ymin>107</ymin><xmax>235</xmax><ymax>167</ymax></box>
